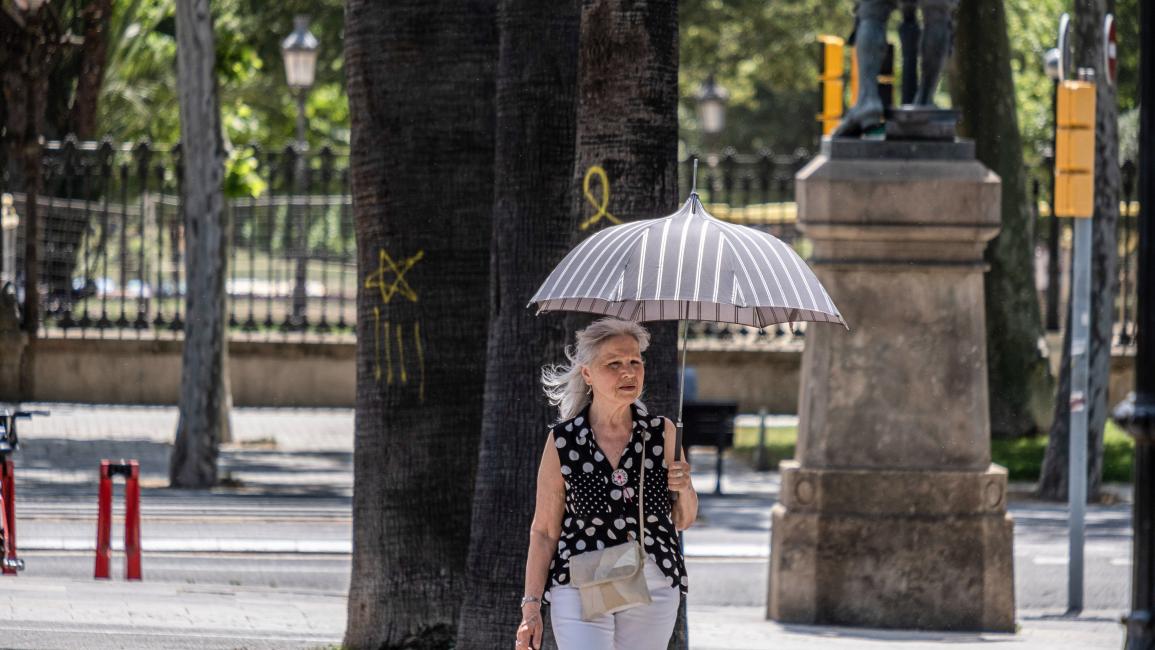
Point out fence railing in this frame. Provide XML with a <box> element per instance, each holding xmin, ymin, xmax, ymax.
<box><xmin>0</xmin><ymin>137</ymin><xmax>1139</xmax><ymax>350</ymax></box>
<box><xmin>1</xmin><ymin>138</ymin><xmax>356</xmax><ymax>340</ymax></box>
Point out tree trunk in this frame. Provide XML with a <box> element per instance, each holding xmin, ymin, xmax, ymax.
<box><xmin>569</xmin><ymin>0</ymin><xmax>680</xmax><ymax>413</ymax></box>
<box><xmin>569</xmin><ymin>2</ymin><xmax>683</xmax><ymax>647</ymax></box>
<box><xmin>455</xmin><ymin>3</ymin><xmax>580</xmax><ymax>647</ymax></box>
<box><xmin>342</xmin><ymin>1</ymin><xmax>496</xmax><ymax>647</ymax></box>
<box><xmin>1038</xmin><ymin>0</ymin><xmax>1119</xmax><ymax>502</ymax></box>
<box><xmin>68</xmin><ymin>0</ymin><xmax>113</xmax><ymax>140</ymax></box>
<box><xmin>951</xmin><ymin>0</ymin><xmax>1054</xmax><ymax>439</ymax></box>
<box><xmin>170</xmin><ymin>0</ymin><xmax>230</xmax><ymax>488</ymax></box>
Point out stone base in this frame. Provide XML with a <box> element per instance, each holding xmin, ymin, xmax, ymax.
<box><xmin>768</xmin><ymin>461</ymin><xmax>1015</xmax><ymax>631</ymax></box>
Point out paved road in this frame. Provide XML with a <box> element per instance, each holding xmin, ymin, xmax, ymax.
<box><xmin>0</xmin><ymin>403</ymin><xmax>1134</xmax><ymax>648</ymax></box>
<box><xmin>12</xmin><ymin>488</ymin><xmax>1132</xmax><ymax>613</ymax></box>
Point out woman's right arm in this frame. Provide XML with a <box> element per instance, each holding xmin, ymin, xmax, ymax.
<box><xmin>517</xmin><ymin>432</ymin><xmax>565</xmax><ymax>650</ymax></box>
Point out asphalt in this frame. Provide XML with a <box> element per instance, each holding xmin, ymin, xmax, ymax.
<box><xmin>0</xmin><ymin>402</ymin><xmax>1135</xmax><ymax>649</ymax></box>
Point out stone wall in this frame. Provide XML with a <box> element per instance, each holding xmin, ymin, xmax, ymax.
<box><xmin>0</xmin><ymin>336</ymin><xmax>1136</xmax><ymax>411</ymax></box>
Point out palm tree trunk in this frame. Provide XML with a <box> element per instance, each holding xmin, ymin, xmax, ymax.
<box><xmin>170</xmin><ymin>0</ymin><xmax>230</xmax><ymax>488</ymax></box>
<box><xmin>569</xmin><ymin>0</ymin><xmax>681</xmax><ymax>415</ymax></box>
<box><xmin>1038</xmin><ymin>0</ymin><xmax>1120</xmax><ymax>502</ymax></box>
<box><xmin>570</xmin><ymin>2</ymin><xmax>683</xmax><ymax>647</ymax></box>
<box><xmin>455</xmin><ymin>3</ymin><xmax>580</xmax><ymax>647</ymax></box>
<box><xmin>342</xmin><ymin>1</ymin><xmax>497</xmax><ymax>647</ymax></box>
<box><xmin>951</xmin><ymin>0</ymin><xmax>1054</xmax><ymax>440</ymax></box>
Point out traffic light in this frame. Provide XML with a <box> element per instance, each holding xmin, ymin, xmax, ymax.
<box><xmin>817</xmin><ymin>35</ymin><xmax>844</xmax><ymax>136</ymax></box>
<box><xmin>1054</xmin><ymin>78</ymin><xmax>1096</xmax><ymax>218</ymax></box>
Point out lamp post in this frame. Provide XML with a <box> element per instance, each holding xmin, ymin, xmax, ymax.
<box><xmin>281</xmin><ymin>16</ymin><xmax>319</xmax><ymax>152</ymax></box>
<box><xmin>1119</xmin><ymin>0</ymin><xmax>1155</xmax><ymax>646</ymax></box>
<box><xmin>281</xmin><ymin>16</ymin><xmax>319</xmax><ymax>329</ymax></box>
<box><xmin>695</xmin><ymin>75</ymin><xmax>729</xmax><ymax>152</ymax></box>
<box><xmin>1043</xmin><ymin>47</ymin><xmax>1062</xmax><ymax>332</ymax></box>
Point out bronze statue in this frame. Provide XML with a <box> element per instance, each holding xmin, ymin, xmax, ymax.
<box><xmin>834</xmin><ymin>0</ymin><xmax>959</xmax><ymax>138</ymax></box>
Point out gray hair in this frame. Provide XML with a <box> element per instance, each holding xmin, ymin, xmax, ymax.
<box><xmin>542</xmin><ymin>317</ymin><xmax>651</xmax><ymax>422</ymax></box>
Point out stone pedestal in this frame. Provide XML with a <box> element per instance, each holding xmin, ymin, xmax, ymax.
<box><xmin>768</xmin><ymin>138</ymin><xmax>1015</xmax><ymax>631</ymax></box>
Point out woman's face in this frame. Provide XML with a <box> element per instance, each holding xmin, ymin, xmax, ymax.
<box><xmin>581</xmin><ymin>334</ymin><xmax>645</xmax><ymax>407</ymax></box>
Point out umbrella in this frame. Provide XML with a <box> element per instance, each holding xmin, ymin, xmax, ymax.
<box><xmin>528</xmin><ymin>163</ymin><xmax>847</xmax><ymax>456</ymax></box>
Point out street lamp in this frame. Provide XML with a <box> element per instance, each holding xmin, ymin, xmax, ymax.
<box><xmin>281</xmin><ymin>16</ymin><xmax>319</xmax><ymax>330</ymax></box>
<box><xmin>281</xmin><ymin>15</ymin><xmax>319</xmax><ymax>150</ymax></box>
<box><xmin>695</xmin><ymin>75</ymin><xmax>729</xmax><ymax>140</ymax></box>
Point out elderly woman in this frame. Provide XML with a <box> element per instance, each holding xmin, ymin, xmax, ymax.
<box><xmin>515</xmin><ymin>318</ymin><xmax>698</xmax><ymax>650</ymax></box>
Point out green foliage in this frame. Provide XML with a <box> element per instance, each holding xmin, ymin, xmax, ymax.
<box><xmin>98</xmin><ymin>0</ymin><xmax>347</xmax><ymax>150</ymax></box>
<box><xmin>678</xmin><ymin>0</ymin><xmax>1139</xmax><ymax>167</ymax></box>
<box><xmin>679</xmin><ymin>0</ymin><xmax>852</xmax><ymax>153</ymax></box>
<box><xmin>733</xmin><ymin>420</ymin><xmax>1134</xmax><ymax>483</ymax></box>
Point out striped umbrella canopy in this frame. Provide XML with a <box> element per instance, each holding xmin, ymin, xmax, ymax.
<box><xmin>528</xmin><ymin>193</ymin><xmax>846</xmax><ymax>329</ymax></box>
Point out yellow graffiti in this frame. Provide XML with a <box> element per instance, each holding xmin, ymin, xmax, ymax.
<box><xmin>373</xmin><ymin>307</ymin><xmax>383</xmax><ymax>382</ymax></box>
<box><xmin>364</xmin><ymin>248</ymin><xmax>425</xmax><ymax>401</ymax></box>
<box><xmin>364</xmin><ymin>248</ymin><xmax>424</xmax><ymax>304</ymax></box>
<box><xmin>414</xmin><ymin>321</ymin><xmax>425</xmax><ymax>402</ymax></box>
<box><xmin>579</xmin><ymin>165</ymin><xmax>621</xmax><ymax>230</ymax></box>
<box><xmin>395</xmin><ymin>323</ymin><xmax>407</xmax><ymax>384</ymax></box>
<box><xmin>383</xmin><ymin>318</ymin><xmax>393</xmax><ymax>384</ymax></box>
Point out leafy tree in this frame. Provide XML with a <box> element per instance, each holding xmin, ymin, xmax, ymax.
<box><xmin>952</xmin><ymin>0</ymin><xmax>1055</xmax><ymax>438</ymax></box>
<box><xmin>99</xmin><ymin>0</ymin><xmax>347</xmax><ymax>151</ymax></box>
<box><xmin>170</xmin><ymin>0</ymin><xmax>231</xmax><ymax>487</ymax></box>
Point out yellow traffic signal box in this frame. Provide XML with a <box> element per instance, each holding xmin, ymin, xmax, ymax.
<box><xmin>817</xmin><ymin>35</ymin><xmax>844</xmax><ymax>136</ymax></box>
<box><xmin>1054</xmin><ymin>80</ymin><xmax>1096</xmax><ymax>218</ymax></box>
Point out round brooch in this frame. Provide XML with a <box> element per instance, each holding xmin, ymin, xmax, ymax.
<box><xmin>611</xmin><ymin>468</ymin><xmax>629</xmax><ymax>486</ymax></box>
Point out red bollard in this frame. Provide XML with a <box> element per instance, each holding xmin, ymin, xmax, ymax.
<box><xmin>94</xmin><ymin>460</ymin><xmax>142</xmax><ymax>581</ymax></box>
<box><xmin>1</xmin><ymin>458</ymin><xmax>17</xmax><ymax>576</ymax></box>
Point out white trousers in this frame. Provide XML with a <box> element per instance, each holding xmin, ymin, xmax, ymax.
<box><xmin>548</xmin><ymin>558</ymin><xmax>680</xmax><ymax>650</ymax></box>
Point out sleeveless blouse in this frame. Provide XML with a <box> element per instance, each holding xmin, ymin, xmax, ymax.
<box><xmin>546</xmin><ymin>401</ymin><xmax>688</xmax><ymax>601</ymax></box>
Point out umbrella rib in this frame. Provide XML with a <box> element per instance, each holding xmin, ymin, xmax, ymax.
<box><xmin>653</xmin><ymin>220</ymin><xmax>672</xmax><ymax>300</ymax></box>
<box><xmin>692</xmin><ymin>220</ymin><xmax>709</xmax><ymax>302</ymax></box>
<box><xmin>721</xmin><ymin>222</ymin><xmax>777</xmax><ymax>307</ymax></box>
<box><xmin>571</xmin><ymin>222</ymin><xmax>648</xmax><ymax>299</ymax></box>
<box><xmin>671</xmin><ymin>212</ymin><xmax>696</xmax><ymax>301</ymax></box>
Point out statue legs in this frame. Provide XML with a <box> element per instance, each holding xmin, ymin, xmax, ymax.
<box><xmin>913</xmin><ymin>1</ymin><xmax>956</xmax><ymax>105</ymax></box>
<box><xmin>832</xmin><ymin>0</ymin><xmax>892</xmax><ymax>137</ymax></box>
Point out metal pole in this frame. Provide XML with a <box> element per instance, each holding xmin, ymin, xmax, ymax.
<box><xmin>1046</xmin><ymin>80</ymin><xmax>1061</xmax><ymax>332</ymax></box>
<box><xmin>754</xmin><ymin>406</ymin><xmax>768</xmax><ymax>471</ymax></box>
<box><xmin>295</xmin><ymin>92</ymin><xmax>308</xmax><ymax>151</ymax></box>
<box><xmin>1068</xmin><ymin>215</ymin><xmax>1091</xmax><ymax>613</ymax></box>
<box><xmin>1123</xmin><ymin>0</ymin><xmax>1155</xmax><ymax>644</ymax></box>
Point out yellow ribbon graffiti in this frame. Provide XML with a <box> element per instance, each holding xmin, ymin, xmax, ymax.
<box><xmin>579</xmin><ymin>165</ymin><xmax>621</xmax><ymax>231</ymax></box>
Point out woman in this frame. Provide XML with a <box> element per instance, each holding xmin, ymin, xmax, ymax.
<box><xmin>515</xmin><ymin>318</ymin><xmax>698</xmax><ymax>650</ymax></box>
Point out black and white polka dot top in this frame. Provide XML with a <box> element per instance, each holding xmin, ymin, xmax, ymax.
<box><xmin>546</xmin><ymin>401</ymin><xmax>688</xmax><ymax>599</ymax></box>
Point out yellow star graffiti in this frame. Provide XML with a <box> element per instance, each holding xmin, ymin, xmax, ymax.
<box><xmin>364</xmin><ymin>248</ymin><xmax>424</xmax><ymax>304</ymax></box>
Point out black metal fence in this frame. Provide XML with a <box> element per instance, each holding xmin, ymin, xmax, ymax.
<box><xmin>1</xmin><ymin>137</ymin><xmax>356</xmax><ymax>340</ymax></box>
<box><xmin>0</xmin><ymin>137</ymin><xmax>1137</xmax><ymax>349</ymax></box>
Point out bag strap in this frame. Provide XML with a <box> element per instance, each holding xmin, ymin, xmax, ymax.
<box><xmin>636</xmin><ymin>418</ymin><xmax>646</xmax><ymax>545</ymax></box>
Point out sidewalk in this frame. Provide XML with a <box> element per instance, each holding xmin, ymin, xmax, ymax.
<box><xmin>0</xmin><ymin>577</ymin><xmax>1126</xmax><ymax>649</ymax></box>
<box><xmin>1</xmin><ymin>402</ymin><xmax>1135</xmax><ymax>649</ymax></box>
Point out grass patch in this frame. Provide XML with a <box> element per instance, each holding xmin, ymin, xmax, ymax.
<box><xmin>731</xmin><ymin>420</ymin><xmax>1135</xmax><ymax>483</ymax></box>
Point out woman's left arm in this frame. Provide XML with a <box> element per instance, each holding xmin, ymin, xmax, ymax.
<box><xmin>663</xmin><ymin>417</ymin><xmax>698</xmax><ymax>530</ymax></box>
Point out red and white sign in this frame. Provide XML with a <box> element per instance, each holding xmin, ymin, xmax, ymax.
<box><xmin>1104</xmin><ymin>14</ymin><xmax>1117</xmax><ymax>86</ymax></box>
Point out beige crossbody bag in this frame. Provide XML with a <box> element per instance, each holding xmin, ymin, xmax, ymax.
<box><xmin>567</xmin><ymin>433</ymin><xmax>651</xmax><ymax>621</ymax></box>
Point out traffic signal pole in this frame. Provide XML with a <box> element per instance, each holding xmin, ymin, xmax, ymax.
<box><xmin>1053</xmin><ymin>13</ymin><xmax>1097</xmax><ymax>614</ymax></box>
